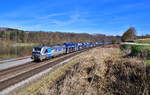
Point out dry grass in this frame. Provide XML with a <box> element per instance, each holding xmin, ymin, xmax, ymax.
<box><xmin>12</xmin><ymin>54</ymin><xmax>85</xmax><ymax>95</ymax></box>
<box><xmin>12</xmin><ymin>47</ymin><xmax>148</xmax><ymax>95</ymax></box>
<box><xmin>44</xmin><ymin>47</ymin><xmax>148</xmax><ymax>95</ymax></box>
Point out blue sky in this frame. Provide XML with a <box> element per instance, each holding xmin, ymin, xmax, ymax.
<box><xmin>0</xmin><ymin>0</ymin><xmax>150</xmax><ymax>36</ymax></box>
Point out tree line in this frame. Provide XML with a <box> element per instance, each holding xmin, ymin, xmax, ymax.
<box><xmin>0</xmin><ymin>28</ymin><xmax>115</xmax><ymax>46</ymax></box>
<box><xmin>1</xmin><ymin>27</ymin><xmax>144</xmax><ymax>46</ymax></box>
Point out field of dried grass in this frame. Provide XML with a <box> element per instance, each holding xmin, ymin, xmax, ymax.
<box><xmin>42</xmin><ymin>47</ymin><xmax>148</xmax><ymax>95</ymax></box>
<box><xmin>14</xmin><ymin>46</ymin><xmax>149</xmax><ymax>95</ymax></box>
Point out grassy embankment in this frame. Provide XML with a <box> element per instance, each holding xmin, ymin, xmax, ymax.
<box><xmin>15</xmin><ymin>43</ymin><xmax>38</xmax><ymax>47</ymax></box>
<box><xmin>134</xmin><ymin>39</ymin><xmax>150</xmax><ymax>44</ymax></box>
<box><xmin>12</xmin><ymin>46</ymin><xmax>148</xmax><ymax>95</ymax></box>
<box><xmin>0</xmin><ymin>43</ymin><xmax>37</xmax><ymax>59</ymax></box>
<box><xmin>0</xmin><ymin>40</ymin><xmax>38</xmax><ymax>47</ymax></box>
<box><xmin>146</xmin><ymin>60</ymin><xmax>150</xmax><ymax>64</ymax></box>
<box><xmin>120</xmin><ymin>44</ymin><xmax>150</xmax><ymax>64</ymax></box>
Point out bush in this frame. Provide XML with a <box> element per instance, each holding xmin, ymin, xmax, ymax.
<box><xmin>120</xmin><ymin>44</ymin><xmax>150</xmax><ymax>59</ymax></box>
<box><xmin>103</xmin><ymin>57</ymin><xmax>147</xmax><ymax>95</ymax></box>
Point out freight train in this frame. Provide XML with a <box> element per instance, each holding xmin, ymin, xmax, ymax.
<box><xmin>31</xmin><ymin>42</ymin><xmax>108</xmax><ymax>61</ymax></box>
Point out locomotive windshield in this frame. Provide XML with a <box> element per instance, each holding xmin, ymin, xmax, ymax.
<box><xmin>33</xmin><ymin>47</ymin><xmax>42</xmax><ymax>52</ymax></box>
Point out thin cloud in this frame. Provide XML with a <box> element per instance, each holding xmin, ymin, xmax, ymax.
<box><xmin>50</xmin><ymin>13</ymin><xmax>82</xmax><ymax>26</ymax></box>
<box><xmin>36</xmin><ymin>13</ymin><xmax>67</xmax><ymax>19</ymax></box>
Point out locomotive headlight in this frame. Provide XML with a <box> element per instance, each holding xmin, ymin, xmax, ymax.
<box><xmin>32</xmin><ymin>48</ymin><xmax>35</xmax><ymax>52</ymax></box>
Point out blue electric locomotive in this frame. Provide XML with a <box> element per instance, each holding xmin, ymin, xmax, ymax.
<box><xmin>32</xmin><ymin>45</ymin><xmax>66</xmax><ymax>61</ymax></box>
<box><xmin>31</xmin><ymin>41</ymin><xmax>109</xmax><ymax>62</ymax></box>
<box><xmin>32</xmin><ymin>46</ymin><xmax>51</xmax><ymax>61</ymax></box>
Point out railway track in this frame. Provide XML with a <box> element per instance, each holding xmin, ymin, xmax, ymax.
<box><xmin>0</xmin><ymin>48</ymin><xmax>90</xmax><ymax>91</ymax></box>
<box><xmin>0</xmin><ymin>53</ymin><xmax>72</xmax><ymax>81</ymax></box>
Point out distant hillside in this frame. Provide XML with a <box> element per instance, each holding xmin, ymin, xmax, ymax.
<box><xmin>0</xmin><ymin>28</ymin><xmax>120</xmax><ymax>46</ymax></box>
<box><xmin>0</xmin><ymin>27</ymin><xmax>8</xmax><ymax>31</ymax></box>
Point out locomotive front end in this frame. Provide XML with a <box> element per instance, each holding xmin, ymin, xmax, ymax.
<box><xmin>31</xmin><ymin>47</ymin><xmax>42</xmax><ymax>61</ymax></box>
